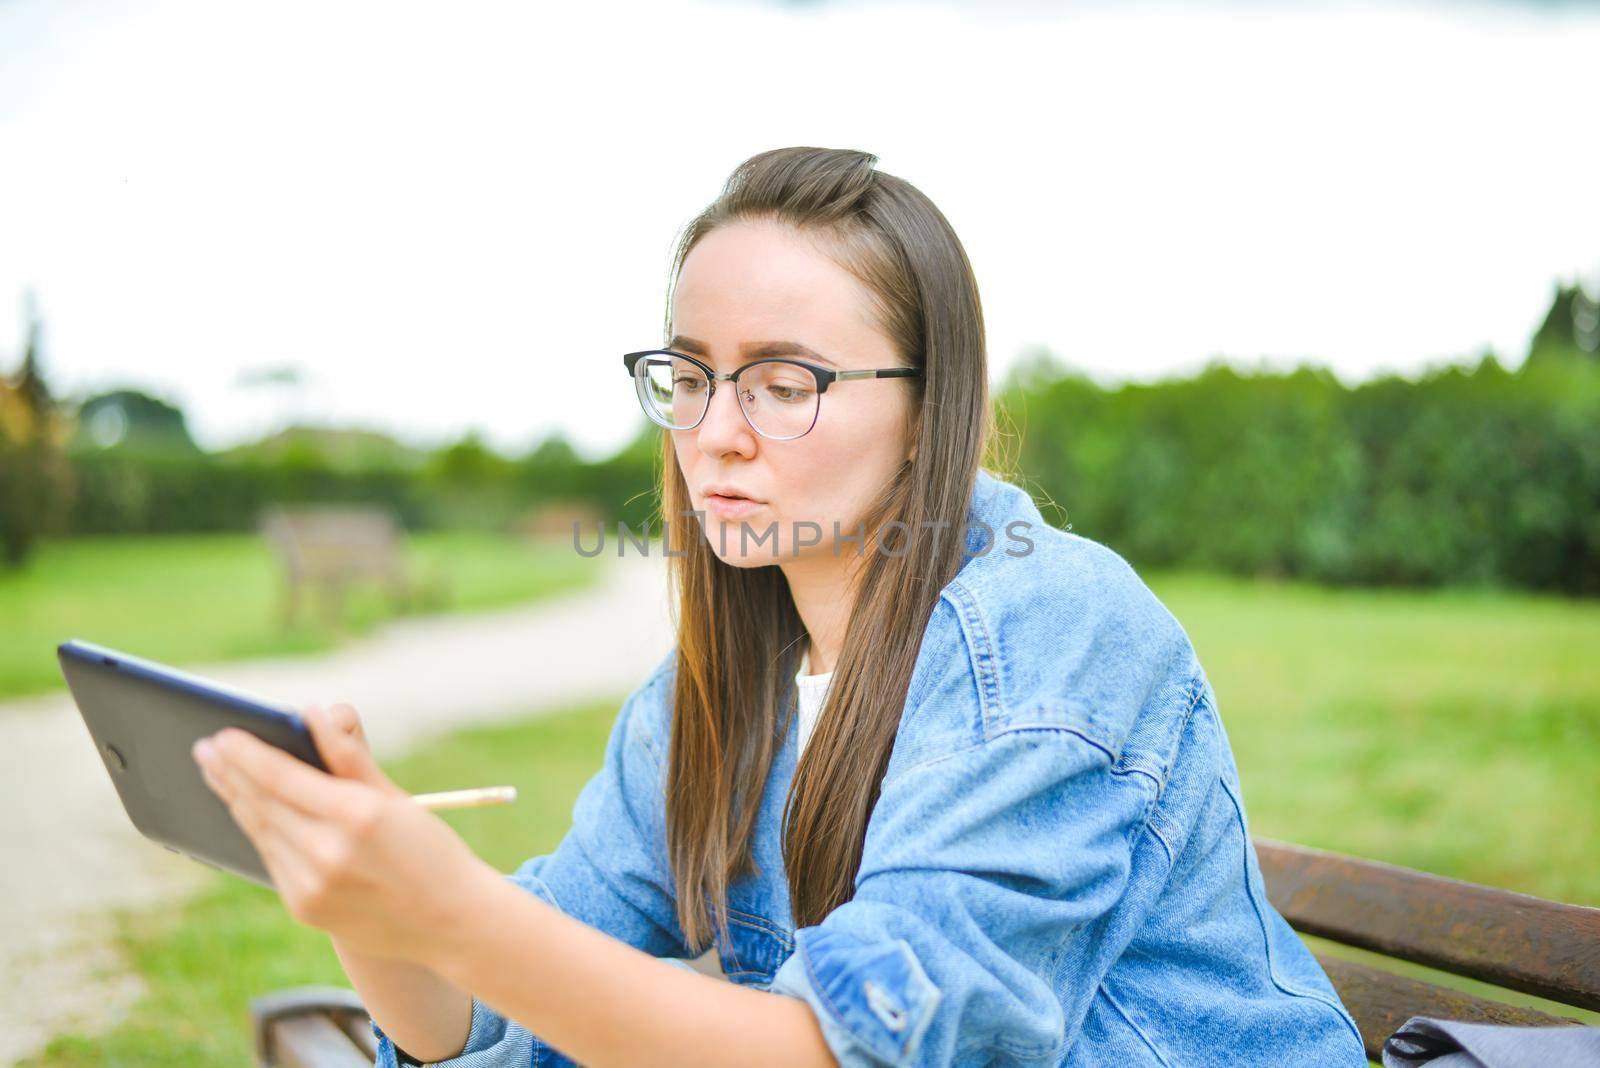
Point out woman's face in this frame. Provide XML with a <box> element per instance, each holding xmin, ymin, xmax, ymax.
<box><xmin>669</xmin><ymin>220</ymin><xmax>917</xmax><ymax>569</ymax></box>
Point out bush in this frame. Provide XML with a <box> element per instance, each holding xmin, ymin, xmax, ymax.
<box><xmin>999</xmin><ymin>353</ymin><xmax>1600</xmax><ymax>595</ymax></box>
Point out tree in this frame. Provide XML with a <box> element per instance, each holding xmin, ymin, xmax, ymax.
<box><xmin>1526</xmin><ymin>279</ymin><xmax>1600</xmax><ymax>367</ymax></box>
<box><xmin>0</xmin><ymin>299</ymin><xmax>77</xmax><ymax>566</ymax></box>
<box><xmin>71</xmin><ymin>388</ymin><xmax>201</xmax><ymax>455</ymax></box>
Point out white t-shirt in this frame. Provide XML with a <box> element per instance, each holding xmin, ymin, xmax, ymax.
<box><xmin>795</xmin><ymin>648</ymin><xmax>834</xmax><ymax>757</ymax></box>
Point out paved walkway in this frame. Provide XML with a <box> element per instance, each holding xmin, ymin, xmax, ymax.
<box><xmin>0</xmin><ymin>553</ymin><xmax>673</xmax><ymax>1065</ymax></box>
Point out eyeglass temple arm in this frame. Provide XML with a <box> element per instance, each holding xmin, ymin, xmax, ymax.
<box><xmin>834</xmin><ymin>367</ymin><xmax>922</xmax><ymax>381</ymax></box>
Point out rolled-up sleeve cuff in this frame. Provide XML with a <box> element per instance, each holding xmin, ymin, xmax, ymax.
<box><xmin>371</xmin><ymin>994</ymin><xmax>510</xmax><ymax>1066</ymax></box>
<box><xmin>768</xmin><ymin>928</ymin><xmax>942</xmax><ymax>1067</ymax></box>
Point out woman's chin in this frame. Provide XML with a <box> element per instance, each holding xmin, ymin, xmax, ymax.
<box><xmin>712</xmin><ymin>550</ymin><xmax>773</xmax><ymax>570</ymax></box>
<box><xmin>700</xmin><ymin>517</ymin><xmax>788</xmax><ymax>567</ymax></box>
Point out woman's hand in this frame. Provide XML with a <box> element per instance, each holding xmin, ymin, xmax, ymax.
<box><xmin>323</xmin><ymin>700</ymin><xmax>374</xmax><ymax>755</ymax></box>
<box><xmin>192</xmin><ymin>702</ymin><xmax>498</xmax><ymax>968</ymax></box>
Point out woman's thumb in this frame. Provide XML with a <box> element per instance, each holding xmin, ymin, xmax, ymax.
<box><xmin>326</xmin><ymin>701</ymin><xmax>370</xmax><ymax>749</ymax></box>
<box><xmin>304</xmin><ymin>704</ymin><xmax>394</xmax><ymax>791</ymax></box>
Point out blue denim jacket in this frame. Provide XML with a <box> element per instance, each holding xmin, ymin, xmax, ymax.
<box><xmin>371</xmin><ymin>470</ymin><xmax>1366</xmax><ymax>1066</ymax></box>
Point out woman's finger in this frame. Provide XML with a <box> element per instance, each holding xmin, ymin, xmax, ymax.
<box><xmin>205</xmin><ymin>744</ymin><xmax>322</xmax><ymax>861</ymax></box>
<box><xmin>303</xmin><ymin>706</ymin><xmax>402</xmax><ymax>795</ymax></box>
<box><xmin>195</xmin><ymin>734</ymin><xmax>277</xmax><ymax>824</ymax></box>
<box><xmin>196</xmin><ymin>729</ymin><xmax>397</xmax><ymax>867</ymax></box>
<box><xmin>204</xmin><ymin>727</ymin><xmax>362</xmax><ymax>817</ymax></box>
<box><xmin>197</xmin><ymin>757</ymin><xmax>229</xmax><ymax>803</ymax></box>
<box><xmin>202</xmin><ymin>749</ymin><xmax>355</xmax><ymax>907</ymax></box>
<box><xmin>328</xmin><ymin>702</ymin><xmax>370</xmax><ymax>749</ymax></box>
<box><xmin>303</xmin><ymin>701</ymin><xmax>367</xmax><ymax>746</ymax></box>
<box><xmin>246</xmin><ymin>814</ymin><xmax>322</xmax><ymax>906</ymax></box>
<box><xmin>228</xmin><ymin>762</ymin><xmax>338</xmax><ymax>850</ymax></box>
<box><xmin>200</xmin><ymin>737</ymin><xmax>338</xmax><ymax>844</ymax></box>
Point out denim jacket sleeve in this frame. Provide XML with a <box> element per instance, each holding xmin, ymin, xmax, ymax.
<box><xmin>368</xmin><ymin>650</ymin><xmax>686</xmax><ymax>1067</ymax></box>
<box><xmin>768</xmin><ymin>549</ymin><xmax>1190</xmax><ymax>1067</ymax></box>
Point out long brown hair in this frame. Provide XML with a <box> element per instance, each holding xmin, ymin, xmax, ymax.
<box><xmin>658</xmin><ymin>147</ymin><xmax>995</xmax><ymax>951</ymax></box>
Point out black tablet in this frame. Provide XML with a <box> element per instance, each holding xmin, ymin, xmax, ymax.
<box><xmin>57</xmin><ymin>638</ymin><xmax>329</xmax><ymax>889</ymax></box>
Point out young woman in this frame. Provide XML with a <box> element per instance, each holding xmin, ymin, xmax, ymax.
<box><xmin>194</xmin><ymin>147</ymin><xmax>1366</xmax><ymax>1066</ymax></box>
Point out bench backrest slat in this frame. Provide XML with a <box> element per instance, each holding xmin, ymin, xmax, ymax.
<box><xmin>260</xmin><ymin>506</ymin><xmax>404</xmax><ymax>582</ymax></box>
<box><xmin>269</xmin><ymin>1014</ymin><xmax>371</xmax><ymax>1068</ymax></box>
<box><xmin>335</xmin><ymin>1013</ymin><xmax>377</xmax><ymax>1060</ymax></box>
<box><xmin>1315</xmin><ymin>953</ymin><xmax>1584</xmax><ymax>1062</ymax></box>
<box><xmin>1255</xmin><ymin>837</ymin><xmax>1600</xmax><ymax>1013</ymax></box>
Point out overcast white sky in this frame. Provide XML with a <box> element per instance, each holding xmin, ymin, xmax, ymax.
<box><xmin>2</xmin><ymin>0</ymin><xmax>1597</xmax><ymax>458</ymax></box>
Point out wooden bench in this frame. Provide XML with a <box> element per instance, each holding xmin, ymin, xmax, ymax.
<box><xmin>1254</xmin><ymin>837</ymin><xmax>1600</xmax><ymax>1062</ymax></box>
<box><xmin>259</xmin><ymin>505</ymin><xmax>416</xmax><ymax>629</ymax></box>
<box><xmin>251</xmin><ymin>838</ymin><xmax>1600</xmax><ymax>1066</ymax></box>
<box><xmin>251</xmin><ymin>986</ymin><xmax>377</xmax><ymax>1067</ymax></box>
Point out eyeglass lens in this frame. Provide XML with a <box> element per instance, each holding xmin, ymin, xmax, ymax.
<box><xmin>636</xmin><ymin>355</ymin><xmax>818</xmax><ymax>439</ymax></box>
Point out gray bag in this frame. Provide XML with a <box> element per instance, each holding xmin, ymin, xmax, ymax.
<box><xmin>1383</xmin><ymin>1016</ymin><xmax>1600</xmax><ymax>1068</ymax></box>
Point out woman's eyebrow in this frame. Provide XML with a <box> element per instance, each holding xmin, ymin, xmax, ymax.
<box><xmin>668</xmin><ymin>335</ymin><xmax>837</xmax><ymax>367</ymax></box>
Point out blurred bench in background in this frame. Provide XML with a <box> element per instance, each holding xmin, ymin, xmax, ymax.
<box><xmin>515</xmin><ymin>500</ymin><xmax>606</xmax><ymax>546</ymax></box>
<box><xmin>259</xmin><ymin>505</ymin><xmax>414</xmax><ymax>629</ymax></box>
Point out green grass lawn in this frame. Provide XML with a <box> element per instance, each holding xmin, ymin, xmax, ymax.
<box><xmin>18</xmin><ymin>569</ymin><xmax>1600</xmax><ymax>1065</ymax></box>
<box><xmin>1147</xmin><ymin>570</ymin><xmax>1600</xmax><ymax>908</ymax></box>
<box><xmin>0</xmin><ymin>532</ymin><xmax>603</xmax><ymax>701</ymax></box>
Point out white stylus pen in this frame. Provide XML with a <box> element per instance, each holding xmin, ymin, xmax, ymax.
<box><xmin>409</xmin><ymin>785</ymin><xmax>518</xmax><ymax>810</ymax></box>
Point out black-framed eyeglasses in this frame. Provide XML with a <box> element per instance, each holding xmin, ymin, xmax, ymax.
<box><xmin>622</xmin><ymin>349</ymin><xmax>922</xmax><ymax>441</ymax></box>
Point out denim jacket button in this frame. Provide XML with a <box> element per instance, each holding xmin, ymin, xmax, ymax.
<box><xmin>864</xmin><ymin>979</ymin><xmax>909</xmax><ymax>1033</ymax></box>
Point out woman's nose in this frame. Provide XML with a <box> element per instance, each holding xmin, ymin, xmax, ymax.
<box><xmin>695</xmin><ymin>381</ymin><xmax>757</xmax><ymax>457</ymax></box>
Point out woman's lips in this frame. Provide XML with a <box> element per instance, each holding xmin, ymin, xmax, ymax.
<box><xmin>704</xmin><ymin>493</ymin><xmax>765</xmax><ymax>520</ymax></box>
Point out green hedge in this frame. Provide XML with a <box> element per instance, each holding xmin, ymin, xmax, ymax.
<box><xmin>999</xmin><ymin>354</ymin><xmax>1600</xmax><ymax>595</ymax></box>
<box><xmin>63</xmin><ymin>428</ymin><xmax>663</xmax><ymax>537</ymax></box>
<box><xmin>52</xmin><ymin>354</ymin><xmax>1600</xmax><ymax>594</ymax></box>
<box><xmin>67</xmin><ymin>453</ymin><xmax>431</xmax><ymax>534</ymax></box>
